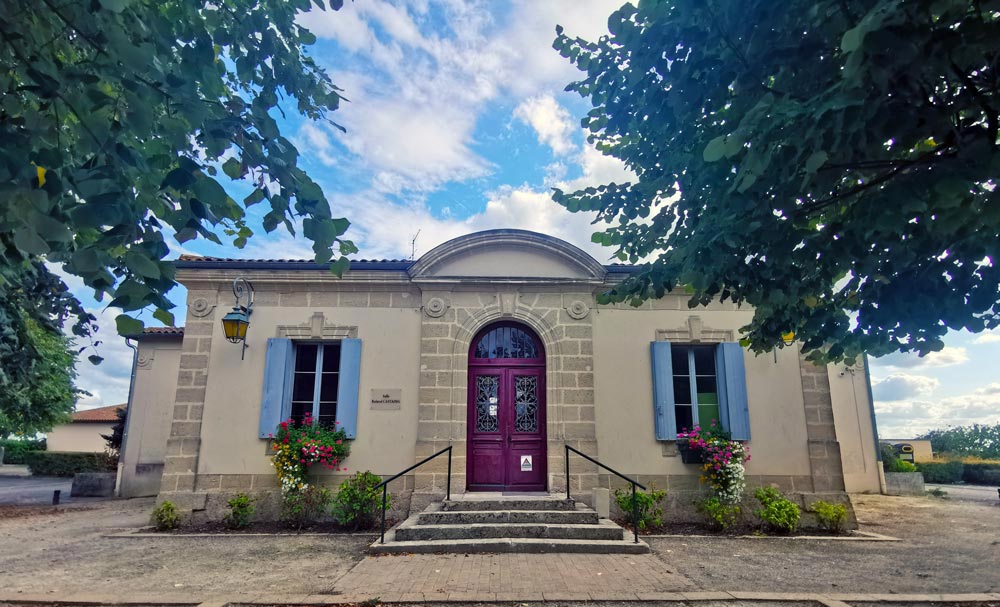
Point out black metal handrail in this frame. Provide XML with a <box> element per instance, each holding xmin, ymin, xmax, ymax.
<box><xmin>373</xmin><ymin>446</ymin><xmax>452</xmax><ymax>544</ymax></box>
<box><xmin>565</xmin><ymin>444</ymin><xmax>646</xmax><ymax>544</ymax></box>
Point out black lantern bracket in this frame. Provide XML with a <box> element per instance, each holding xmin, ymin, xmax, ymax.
<box><xmin>221</xmin><ymin>277</ymin><xmax>254</xmax><ymax>360</ymax></box>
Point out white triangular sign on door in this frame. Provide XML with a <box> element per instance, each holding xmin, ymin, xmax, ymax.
<box><xmin>520</xmin><ymin>455</ymin><xmax>532</xmax><ymax>471</ymax></box>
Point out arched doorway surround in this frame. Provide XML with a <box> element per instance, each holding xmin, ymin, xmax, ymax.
<box><xmin>466</xmin><ymin>321</ymin><xmax>547</xmax><ymax>491</ymax></box>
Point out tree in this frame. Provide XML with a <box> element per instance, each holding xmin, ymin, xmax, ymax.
<box><xmin>0</xmin><ymin>315</ymin><xmax>78</xmax><ymax>438</ymax></box>
<box><xmin>918</xmin><ymin>423</ymin><xmax>1000</xmax><ymax>459</ymax></box>
<box><xmin>553</xmin><ymin>0</ymin><xmax>1000</xmax><ymax>363</ymax></box>
<box><xmin>101</xmin><ymin>406</ymin><xmax>127</xmax><ymax>457</ymax></box>
<box><xmin>0</xmin><ymin>0</ymin><xmax>355</xmax><ymax>387</ymax></box>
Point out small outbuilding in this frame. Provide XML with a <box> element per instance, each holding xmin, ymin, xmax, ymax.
<box><xmin>46</xmin><ymin>404</ymin><xmax>122</xmax><ymax>453</ymax></box>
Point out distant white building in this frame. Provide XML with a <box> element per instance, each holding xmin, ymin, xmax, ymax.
<box><xmin>46</xmin><ymin>404</ymin><xmax>121</xmax><ymax>453</ymax></box>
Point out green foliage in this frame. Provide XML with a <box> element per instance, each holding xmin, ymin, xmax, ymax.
<box><xmin>918</xmin><ymin>424</ymin><xmax>1000</xmax><ymax>459</ymax></box>
<box><xmin>280</xmin><ymin>485</ymin><xmax>332</xmax><ymax>529</ymax></box>
<box><xmin>222</xmin><ymin>493</ymin><xmax>256</xmax><ymax>530</ymax></box>
<box><xmin>926</xmin><ymin>487</ymin><xmax>949</xmax><ymax>498</ymax></box>
<box><xmin>885</xmin><ymin>458</ymin><xmax>918</xmax><ymax>473</ymax></box>
<box><xmin>916</xmin><ymin>460</ymin><xmax>965</xmax><ymax>483</ymax></box>
<box><xmin>553</xmin><ymin>1</ymin><xmax>1000</xmax><ymax>363</ymax></box>
<box><xmin>754</xmin><ymin>487</ymin><xmax>800</xmax><ymax>533</ymax></box>
<box><xmin>0</xmin><ymin>0</ymin><xmax>357</xmax><ymax>388</ymax></box>
<box><xmin>696</xmin><ymin>496</ymin><xmax>742</xmax><ymax>531</ymax></box>
<box><xmin>0</xmin><ymin>438</ymin><xmax>45</xmax><ymax>464</ymax></box>
<box><xmin>0</xmin><ymin>316</ymin><xmax>78</xmax><ymax>437</ymax></box>
<box><xmin>613</xmin><ymin>485</ymin><xmax>666</xmax><ymax>530</ymax></box>
<box><xmin>809</xmin><ymin>500</ymin><xmax>848</xmax><ymax>533</ymax></box>
<box><xmin>332</xmin><ymin>471</ymin><xmax>390</xmax><ymax>530</ymax></box>
<box><xmin>151</xmin><ymin>501</ymin><xmax>180</xmax><ymax>531</ymax></box>
<box><xmin>23</xmin><ymin>451</ymin><xmax>115</xmax><ymax>477</ymax></box>
<box><xmin>101</xmin><ymin>407</ymin><xmax>127</xmax><ymax>456</ymax></box>
<box><xmin>960</xmin><ymin>463</ymin><xmax>1000</xmax><ymax>485</ymax></box>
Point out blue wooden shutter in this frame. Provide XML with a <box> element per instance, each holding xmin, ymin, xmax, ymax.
<box><xmin>259</xmin><ymin>338</ymin><xmax>294</xmax><ymax>438</ymax></box>
<box><xmin>337</xmin><ymin>338</ymin><xmax>362</xmax><ymax>439</ymax></box>
<box><xmin>716</xmin><ymin>342</ymin><xmax>751</xmax><ymax>440</ymax></box>
<box><xmin>650</xmin><ymin>342</ymin><xmax>677</xmax><ymax>440</ymax></box>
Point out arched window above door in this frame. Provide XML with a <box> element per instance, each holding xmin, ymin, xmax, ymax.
<box><xmin>470</xmin><ymin>322</ymin><xmax>544</xmax><ymax>363</ymax></box>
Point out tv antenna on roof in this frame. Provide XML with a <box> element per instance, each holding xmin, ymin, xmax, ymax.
<box><xmin>410</xmin><ymin>229</ymin><xmax>421</xmax><ymax>261</ymax></box>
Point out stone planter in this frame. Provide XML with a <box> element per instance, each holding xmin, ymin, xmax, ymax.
<box><xmin>677</xmin><ymin>441</ymin><xmax>706</xmax><ymax>465</ymax></box>
<box><xmin>71</xmin><ymin>472</ymin><xmax>116</xmax><ymax>497</ymax></box>
<box><xmin>884</xmin><ymin>471</ymin><xmax>925</xmax><ymax>496</ymax></box>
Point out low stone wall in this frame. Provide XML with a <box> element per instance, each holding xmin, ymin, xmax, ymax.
<box><xmin>71</xmin><ymin>472</ymin><xmax>116</xmax><ymax>497</ymax></box>
<box><xmin>884</xmin><ymin>471</ymin><xmax>925</xmax><ymax>496</ymax></box>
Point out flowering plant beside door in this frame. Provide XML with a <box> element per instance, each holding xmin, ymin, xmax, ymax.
<box><xmin>270</xmin><ymin>412</ymin><xmax>350</xmax><ymax>495</ymax></box>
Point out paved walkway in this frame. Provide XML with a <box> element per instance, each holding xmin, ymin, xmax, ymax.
<box><xmin>331</xmin><ymin>552</ymin><xmax>696</xmax><ymax>601</ymax></box>
<box><xmin>0</xmin><ymin>476</ymin><xmax>73</xmax><ymax>505</ymax></box>
<box><xmin>927</xmin><ymin>483</ymin><xmax>1000</xmax><ymax>503</ymax></box>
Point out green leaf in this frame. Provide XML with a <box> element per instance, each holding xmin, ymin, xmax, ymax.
<box><xmin>125</xmin><ymin>251</ymin><xmax>161</xmax><ymax>279</ymax></box>
<box><xmin>153</xmin><ymin>308</ymin><xmax>175</xmax><ymax>326</ymax></box>
<box><xmin>841</xmin><ymin>26</ymin><xmax>863</xmax><ymax>53</ymax></box>
<box><xmin>13</xmin><ymin>229</ymin><xmax>49</xmax><ymax>255</ymax></box>
<box><xmin>192</xmin><ymin>177</ymin><xmax>229</xmax><ymax>207</ymax></box>
<box><xmin>222</xmin><ymin>158</ymin><xmax>244</xmax><ymax>179</ymax></box>
<box><xmin>329</xmin><ymin>256</ymin><xmax>350</xmax><ymax>277</ymax></box>
<box><xmin>703</xmin><ymin>136</ymin><xmax>727</xmax><ymax>162</ymax></box>
<box><xmin>99</xmin><ymin>0</ymin><xmax>130</xmax><ymax>12</ymax></box>
<box><xmin>805</xmin><ymin>151</ymin><xmax>828</xmax><ymax>173</ymax></box>
<box><xmin>88</xmin><ymin>355</ymin><xmax>104</xmax><ymax>365</ymax></box>
<box><xmin>115</xmin><ymin>314</ymin><xmax>145</xmax><ymax>336</ymax></box>
<box><xmin>244</xmin><ymin>189</ymin><xmax>266</xmax><ymax>206</ymax></box>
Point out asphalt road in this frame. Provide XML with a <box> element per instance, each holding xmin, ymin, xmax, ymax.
<box><xmin>926</xmin><ymin>482</ymin><xmax>1000</xmax><ymax>503</ymax></box>
<box><xmin>0</xmin><ymin>475</ymin><xmax>73</xmax><ymax>505</ymax></box>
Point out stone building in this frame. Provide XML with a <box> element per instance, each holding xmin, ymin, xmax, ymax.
<box><xmin>122</xmin><ymin>229</ymin><xmax>881</xmax><ymax>524</ymax></box>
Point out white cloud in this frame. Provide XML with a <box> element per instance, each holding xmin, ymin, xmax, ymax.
<box><xmin>873</xmin><ymin>346</ymin><xmax>969</xmax><ymax>370</ymax></box>
<box><xmin>972</xmin><ymin>330</ymin><xmax>1000</xmax><ymax>344</ymax></box>
<box><xmin>514</xmin><ymin>95</ymin><xmax>575</xmax><ymax>156</ymax></box>
<box><xmin>874</xmin><ymin>387</ymin><xmax>1000</xmax><ymax>438</ymax></box>
<box><xmin>72</xmin><ymin>307</ymin><xmax>137</xmax><ymax>410</ymax></box>
<box><xmin>871</xmin><ymin>373</ymin><xmax>940</xmax><ymax>401</ymax></box>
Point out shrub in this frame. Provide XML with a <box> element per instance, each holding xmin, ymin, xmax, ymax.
<box><xmin>222</xmin><ymin>493</ymin><xmax>256</xmax><ymax>530</ymax></box>
<box><xmin>809</xmin><ymin>500</ymin><xmax>848</xmax><ymax>533</ymax></box>
<box><xmin>281</xmin><ymin>485</ymin><xmax>332</xmax><ymax>529</ymax></box>
<box><xmin>613</xmin><ymin>485</ymin><xmax>666</xmax><ymax>530</ymax></box>
<box><xmin>151</xmin><ymin>501</ymin><xmax>180</xmax><ymax>531</ymax></box>
<box><xmin>697</xmin><ymin>496</ymin><xmax>742</xmax><ymax>530</ymax></box>
<box><xmin>23</xmin><ymin>451</ymin><xmax>116</xmax><ymax>476</ymax></box>
<box><xmin>916</xmin><ymin>460</ymin><xmax>964</xmax><ymax>483</ymax></box>
<box><xmin>754</xmin><ymin>487</ymin><xmax>800</xmax><ymax>533</ymax></box>
<box><xmin>886</xmin><ymin>459</ymin><xmax>918</xmax><ymax>473</ymax></box>
<box><xmin>961</xmin><ymin>462</ymin><xmax>1000</xmax><ymax>485</ymax></box>
<box><xmin>333</xmin><ymin>471</ymin><xmax>391</xmax><ymax>530</ymax></box>
<box><xmin>0</xmin><ymin>438</ymin><xmax>46</xmax><ymax>464</ymax></box>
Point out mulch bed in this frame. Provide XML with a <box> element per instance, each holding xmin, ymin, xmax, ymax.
<box><xmin>613</xmin><ymin>518</ymin><xmax>843</xmax><ymax>537</ymax></box>
<box><xmin>148</xmin><ymin>519</ymin><xmax>398</xmax><ymax>534</ymax></box>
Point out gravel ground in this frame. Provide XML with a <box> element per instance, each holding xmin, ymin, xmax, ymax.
<box><xmin>0</xmin><ymin>498</ymin><xmax>372</xmax><ymax>597</ymax></box>
<box><xmin>648</xmin><ymin>493</ymin><xmax>1000</xmax><ymax>594</ymax></box>
<box><xmin>0</xmin><ymin>493</ymin><xmax>997</xmax><ymax>599</ymax></box>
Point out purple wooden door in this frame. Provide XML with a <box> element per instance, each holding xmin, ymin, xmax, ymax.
<box><xmin>467</xmin><ymin>323</ymin><xmax>546</xmax><ymax>492</ymax></box>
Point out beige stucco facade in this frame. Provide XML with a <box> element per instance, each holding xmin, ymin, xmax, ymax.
<box><xmin>118</xmin><ymin>333</ymin><xmax>183</xmax><ymax>497</ymax></box>
<box><xmin>127</xmin><ymin>229</ymin><xmax>880</xmax><ymax>522</ymax></box>
<box><xmin>46</xmin><ymin>423</ymin><xmax>114</xmax><ymax>453</ymax></box>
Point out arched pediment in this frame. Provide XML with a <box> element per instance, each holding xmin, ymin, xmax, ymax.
<box><xmin>408</xmin><ymin>229</ymin><xmax>607</xmax><ymax>282</ymax></box>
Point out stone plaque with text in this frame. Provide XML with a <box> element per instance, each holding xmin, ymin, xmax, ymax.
<box><xmin>370</xmin><ymin>389</ymin><xmax>402</xmax><ymax>410</ymax></box>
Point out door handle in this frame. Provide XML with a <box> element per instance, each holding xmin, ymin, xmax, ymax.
<box><xmin>507</xmin><ymin>434</ymin><xmax>513</xmax><ymax>444</ymax></box>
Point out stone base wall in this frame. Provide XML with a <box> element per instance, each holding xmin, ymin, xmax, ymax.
<box><xmin>884</xmin><ymin>471</ymin><xmax>926</xmax><ymax>496</ymax></box>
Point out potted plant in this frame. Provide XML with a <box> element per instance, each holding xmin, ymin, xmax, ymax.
<box><xmin>676</xmin><ymin>421</ymin><xmax>728</xmax><ymax>464</ymax></box>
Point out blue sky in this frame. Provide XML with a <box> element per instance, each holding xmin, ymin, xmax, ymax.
<box><xmin>68</xmin><ymin>0</ymin><xmax>1000</xmax><ymax>439</ymax></box>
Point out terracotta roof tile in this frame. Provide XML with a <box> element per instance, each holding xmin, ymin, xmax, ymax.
<box><xmin>71</xmin><ymin>404</ymin><xmax>124</xmax><ymax>423</ymax></box>
<box><xmin>141</xmin><ymin>327</ymin><xmax>185</xmax><ymax>335</ymax></box>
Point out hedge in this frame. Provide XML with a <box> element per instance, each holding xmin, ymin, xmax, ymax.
<box><xmin>962</xmin><ymin>463</ymin><xmax>1000</xmax><ymax>485</ymax></box>
<box><xmin>916</xmin><ymin>460</ymin><xmax>965</xmax><ymax>483</ymax></box>
<box><xmin>23</xmin><ymin>451</ymin><xmax>116</xmax><ymax>477</ymax></box>
<box><xmin>0</xmin><ymin>439</ymin><xmax>46</xmax><ymax>465</ymax></box>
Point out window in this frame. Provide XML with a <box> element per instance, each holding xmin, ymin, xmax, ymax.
<box><xmin>290</xmin><ymin>343</ymin><xmax>341</xmax><ymax>426</ymax></box>
<box><xmin>670</xmin><ymin>344</ymin><xmax>720</xmax><ymax>432</ymax></box>
<box><xmin>472</xmin><ymin>324</ymin><xmax>542</xmax><ymax>360</ymax></box>
<box><xmin>650</xmin><ymin>341</ymin><xmax>750</xmax><ymax>440</ymax></box>
<box><xmin>259</xmin><ymin>337</ymin><xmax>362</xmax><ymax>439</ymax></box>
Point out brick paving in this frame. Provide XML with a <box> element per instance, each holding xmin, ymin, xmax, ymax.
<box><xmin>329</xmin><ymin>552</ymin><xmax>696</xmax><ymax>601</ymax></box>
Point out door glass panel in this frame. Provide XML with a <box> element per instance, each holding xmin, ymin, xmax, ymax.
<box><xmin>473</xmin><ymin>326</ymin><xmax>540</xmax><ymax>359</ymax></box>
<box><xmin>475</xmin><ymin>375</ymin><xmax>500</xmax><ymax>433</ymax></box>
<box><xmin>513</xmin><ymin>375</ymin><xmax>538</xmax><ymax>433</ymax></box>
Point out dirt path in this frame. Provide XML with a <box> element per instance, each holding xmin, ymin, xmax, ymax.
<box><xmin>648</xmin><ymin>493</ymin><xmax>1000</xmax><ymax>594</ymax></box>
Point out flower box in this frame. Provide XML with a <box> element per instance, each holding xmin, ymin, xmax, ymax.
<box><xmin>677</xmin><ymin>440</ymin><xmax>706</xmax><ymax>464</ymax></box>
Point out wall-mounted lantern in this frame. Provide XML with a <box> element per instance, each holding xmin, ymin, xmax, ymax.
<box><xmin>781</xmin><ymin>331</ymin><xmax>796</xmax><ymax>346</ymax></box>
<box><xmin>221</xmin><ymin>277</ymin><xmax>254</xmax><ymax>360</ymax></box>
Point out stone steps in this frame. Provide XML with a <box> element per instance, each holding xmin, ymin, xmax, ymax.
<box><xmin>370</xmin><ymin>496</ymin><xmax>649</xmax><ymax>554</ymax></box>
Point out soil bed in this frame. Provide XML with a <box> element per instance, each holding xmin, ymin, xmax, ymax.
<box><xmin>148</xmin><ymin>518</ymin><xmax>397</xmax><ymax>534</ymax></box>
<box><xmin>614</xmin><ymin>518</ymin><xmax>841</xmax><ymax>537</ymax></box>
